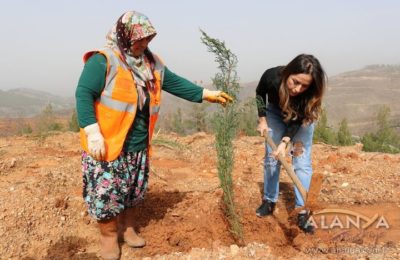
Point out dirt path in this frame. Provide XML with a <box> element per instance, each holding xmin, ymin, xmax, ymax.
<box><xmin>0</xmin><ymin>132</ymin><xmax>399</xmax><ymax>259</ymax></box>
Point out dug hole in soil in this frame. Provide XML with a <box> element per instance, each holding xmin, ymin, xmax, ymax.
<box><xmin>0</xmin><ymin>132</ymin><xmax>399</xmax><ymax>259</ymax></box>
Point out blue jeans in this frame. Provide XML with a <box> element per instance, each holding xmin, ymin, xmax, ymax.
<box><xmin>263</xmin><ymin>105</ymin><xmax>314</xmax><ymax>207</ymax></box>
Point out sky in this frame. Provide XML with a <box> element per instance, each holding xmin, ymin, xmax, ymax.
<box><xmin>0</xmin><ymin>0</ymin><xmax>399</xmax><ymax>96</ymax></box>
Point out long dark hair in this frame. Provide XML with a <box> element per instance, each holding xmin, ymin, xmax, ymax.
<box><xmin>279</xmin><ymin>54</ymin><xmax>326</xmax><ymax>124</ymax></box>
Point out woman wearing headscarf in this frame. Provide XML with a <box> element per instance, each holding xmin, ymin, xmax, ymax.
<box><xmin>75</xmin><ymin>11</ymin><xmax>232</xmax><ymax>260</ymax></box>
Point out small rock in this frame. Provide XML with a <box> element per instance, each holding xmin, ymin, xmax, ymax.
<box><xmin>247</xmin><ymin>248</ymin><xmax>256</xmax><ymax>257</ymax></box>
<box><xmin>230</xmin><ymin>244</ymin><xmax>239</xmax><ymax>256</ymax></box>
<box><xmin>168</xmin><ymin>236</ymin><xmax>180</xmax><ymax>246</ymax></box>
<box><xmin>341</xmin><ymin>182</ymin><xmax>349</xmax><ymax>187</ymax></box>
<box><xmin>9</xmin><ymin>187</ymin><xmax>15</xmax><ymax>192</ymax></box>
<box><xmin>10</xmin><ymin>158</ymin><xmax>16</xmax><ymax>168</ymax></box>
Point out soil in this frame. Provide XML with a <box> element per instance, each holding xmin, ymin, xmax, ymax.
<box><xmin>0</xmin><ymin>131</ymin><xmax>399</xmax><ymax>259</ymax></box>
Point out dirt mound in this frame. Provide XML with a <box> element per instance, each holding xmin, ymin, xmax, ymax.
<box><xmin>0</xmin><ymin>132</ymin><xmax>399</xmax><ymax>259</ymax></box>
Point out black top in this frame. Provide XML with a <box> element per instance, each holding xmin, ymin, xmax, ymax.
<box><xmin>255</xmin><ymin>66</ymin><xmax>303</xmax><ymax>139</ymax></box>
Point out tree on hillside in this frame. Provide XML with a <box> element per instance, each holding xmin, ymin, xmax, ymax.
<box><xmin>362</xmin><ymin>106</ymin><xmax>400</xmax><ymax>153</ymax></box>
<box><xmin>337</xmin><ymin>118</ymin><xmax>353</xmax><ymax>146</ymax></box>
<box><xmin>186</xmin><ymin>103</ymin><xmax>209</xmax><ymax>133</ymax></box>
<box><xmin>313</xmin><ymin>108</ymin><xmax>337</xmax><ymax>144</ymax></box>
<box><xmin>37</xmin><ymin>103</ymin><xmax>63</xmax><ymax>133</ymax></box>
<box><xmin>69</xmin><ymin>109</ymin><xmax>80</xmax><ymax>132</ymax></box>
<box><xmin>238</xmin><ymin>97</ymin><xmax>258</xmax><ymax>136</ymax></box>
<box><xmin>170</xmin><ymin>108</ymin><xmax>186</xmax><ymax>135</ymax></box>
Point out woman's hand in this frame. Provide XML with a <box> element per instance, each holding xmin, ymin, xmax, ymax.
<box><xmin>257</xmin><ymin>117</ymin><xmax>269</xmax><ymax>136</ymax></box>
<box><xmin>271</xmin><ymin>142</ymin><xmax>287</xmax><ymax>159</ymax></box>
<box><xmin>84</xmin><ymin>123</ymin><xmax>105</xmax><ymax>161</ymax></box>
<box><xmin>202</xmin><ymin>89</ymin><xmax>233</xmax><ymax>106</ymax></box>
<box><xmin>271</xmin><ymin>138</ymin><xmax>290</xmax><ymax>159</ymax></box>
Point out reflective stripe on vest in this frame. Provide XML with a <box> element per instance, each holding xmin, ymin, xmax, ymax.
<box><xmin>150</xmin><ymin>105</ymin><xmax>160</xmax><ymax>115</ymax></box>
<box><xmin>100</xmin><ymin>95</ymin><xmax>136</xmax><ymax>113</ymax></box>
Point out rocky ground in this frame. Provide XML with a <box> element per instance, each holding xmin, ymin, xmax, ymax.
<box><xmin>0</xmin><ymin>131</ymin><xmax>399</xmax><ymax>259</ymax></box>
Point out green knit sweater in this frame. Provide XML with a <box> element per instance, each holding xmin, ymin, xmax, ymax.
<box><xmin>75</xmin><ymin>53</ymin><xmax>203</xmax><ymax>152</ymax></box>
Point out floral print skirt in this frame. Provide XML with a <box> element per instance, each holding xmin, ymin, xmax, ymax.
<box><xmin>81</xmin><ymin>149</ymin><xmax>149</xmax><ymax>220</ymax></box>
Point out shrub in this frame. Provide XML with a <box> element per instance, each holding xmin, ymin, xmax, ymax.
<box><xmin>69</xmin><ymin>110</ymin><xmax>80</xmax><ymax>132</ymax></box>
<box><xmin>171</xmin><ymin>108</ymin><xmax>186</xmax><ymax>135</ymax></box>
<box><xmin>313</xmin><ymin>109</ymin><xmax>337</xmax><ymax>145</ymax></box>
<box><xmin>186</xmin><ymin>103</ymin><xmax>209</xmax><ymax>133</ymax></box>
<box><xmin>237</xmin><ymin>97</ymin><xmax>258</xmax><ymax>136</ymax></box>
<box><xmin>37</xmin><ymin>103</ymin><xmax>63</xmax><ymax>133</ymax></box>
<box><xmin>362</xmin><ymin>106</ymin><xmax>400</xmax><ymax>153</ymax></box>
<box><xmin>337</xmin><ymin>118</ymin><xmax>353</xmax><ymax>146</ymax></box>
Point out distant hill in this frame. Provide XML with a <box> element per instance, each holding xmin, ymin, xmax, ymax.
<box><xmin>324</xmin><ymin>65</ymin><xmax>400</xmax><ymax>135</ymax></box>
<box><xmin>1</xmin><ymin>65</ymin><xmax>399</xmax><ymax>135</ymax></box>
<box><xmin>0</xmin><ymin>88</ymin><xmax>75</xmax><ymax>118</ymax></box>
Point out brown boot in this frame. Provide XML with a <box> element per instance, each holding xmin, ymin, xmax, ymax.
<box><xmin>98</xmin><ymin>217</ymin><xmax>120</xmax><ymax>260</ymax></box>
<box><xmin>118</xmin><ymin>208</ymin><xmax>146</xmax><ymax>248</ymax></box>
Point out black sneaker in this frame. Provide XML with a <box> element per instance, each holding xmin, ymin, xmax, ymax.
<box><xmin>256</xmin><ymin>200</ymin><xmax>276</xmax><ymax>217</ymax></box>
<box><xmin>297</xmin><ymin>211</ymin><xmax>315</xmax><ymax>234</ymax></box>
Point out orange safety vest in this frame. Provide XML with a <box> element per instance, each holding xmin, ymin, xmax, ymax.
<box><xmin>79</xmin><ymin>48</ymin><xmax>164</xmax><ymax>161</ymax></box>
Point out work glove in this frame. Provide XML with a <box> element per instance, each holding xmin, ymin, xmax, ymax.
<box><xmin>84</xmin><ymin>123</ymin><xmax>105</xmax><ymax>161</ymax></box>
<box><xmin>202</xmin><ymin>89</ymin><xmax>233</xmax><ymax>106</ymax></box>
<box><xmin>257</xmin><ymin>117</ymin><xmax>270</xmax><ymax>137</ymax></box>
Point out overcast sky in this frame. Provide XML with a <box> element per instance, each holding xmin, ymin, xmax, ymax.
<box><xmin>0</xmin><ymin>0</ymin><xmax>399</xmax><ymax>96</ymax></box>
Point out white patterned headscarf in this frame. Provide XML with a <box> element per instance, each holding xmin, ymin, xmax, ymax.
<box><xmin>106</xmin><ymin>11</ymin><xmax>157</xmax><ymax>110</ymax></box>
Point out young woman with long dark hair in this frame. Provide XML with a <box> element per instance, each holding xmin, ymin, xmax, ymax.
<box><xmin>255</xmin><ymin>54</ymin><xmax>326</xmax><ymax>234</ymax></box>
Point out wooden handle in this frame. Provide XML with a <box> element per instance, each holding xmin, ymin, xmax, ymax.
<box><xmin>264</xmin><ymin>132</ymin><xmax>308</xmax><ymax>203</ymax></box>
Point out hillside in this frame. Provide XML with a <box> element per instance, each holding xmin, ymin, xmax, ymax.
<box><xmin>0</xmin><ymin>88</ymin><xmax>75</xmax><ymax>118</ymax></box>
<box><xmin>0</xmin><ymin>132</ymin><xmax>399</xmax><ymax>259</ymax></box>
<box><xmin>1</xmin><ymin>65</ymin><xmax>399</xmax><ymax>135</ymax></box>
<box><xmin>324</xmin><ymin>65</ymin><xmax>400</xmax><ymax>134</ymax></box>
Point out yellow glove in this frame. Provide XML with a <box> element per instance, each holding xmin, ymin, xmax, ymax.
<box><xmin>202</xmin><ymin>89</ymin><xmax>233</xmax><ymax>106</ymax></box>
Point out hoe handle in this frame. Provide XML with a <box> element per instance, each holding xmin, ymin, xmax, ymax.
<box><xmin>264</xmin><ymin>132</ymin><xmax>308</xmax><ymax>203</ymax></box>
